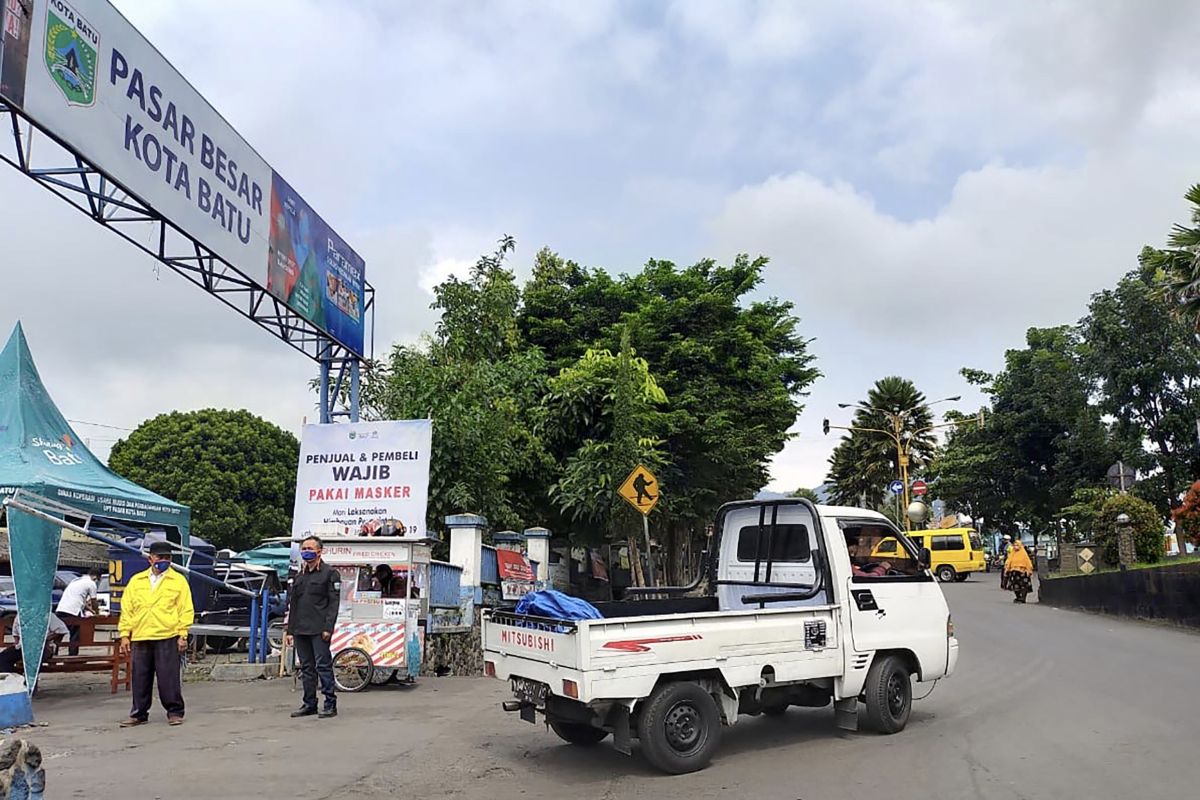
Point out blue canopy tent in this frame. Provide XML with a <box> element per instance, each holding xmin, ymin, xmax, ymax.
<box><xmin>0</xmin><ymin>322</ymin><xmax>190</xmax><ymax>693</ymax></box>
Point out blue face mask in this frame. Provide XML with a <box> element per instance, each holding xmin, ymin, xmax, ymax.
<box><xmin>301</xmin><ymin>550</ymin><xmax>318</xmax><ymax>562</ymax></box>
<box><xmin>152</xmin><ymin>560</ymin><xmax>170</xmax><ymax>573</ymax></box>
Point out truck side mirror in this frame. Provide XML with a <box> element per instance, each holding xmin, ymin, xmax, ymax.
<box><xmin>919</xmin><ymin>548</ymin><xmax>932</xmax><ymax>569</ymax></box>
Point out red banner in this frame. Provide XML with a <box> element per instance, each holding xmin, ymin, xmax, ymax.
<box><xmin>496</xmin><ymin>548</ymin><xmax>534</xmax><ymax>581</ymax></box>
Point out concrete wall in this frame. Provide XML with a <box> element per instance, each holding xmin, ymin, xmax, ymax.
<box><xmin>1038</xmin><ymin>560</ymin><xmax>1200</xmax><ymax>628</ymax></box>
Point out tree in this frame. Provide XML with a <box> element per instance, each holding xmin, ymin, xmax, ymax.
<box><xmin>826</xmin><ymin>377</ymin><xmax>935</xmax><ymax>508</ymax></box>
<box><xmin>544</xmin><ymin>336</ymin><xmax>668</xmax><ymax>585</ymax></box>
<box><xmin>362</xmin><ymin>239</ymin><xmax>550</xmax><ymax>536</ymax></box>
<box><xmin>521</xmin><ymin>252</ymin><xmax>818</xmax><ymax>582</ymax></box>
<box><xmin>792</xmin><ymin>487</ymin><xmax>821</xmax><ymax>503</ymax></box>
<box><xmin>1152</xmin><ymin>183</ymin><xmax>1200</xmax><ymax>329</ymax></box>
<box><xmin>1058</xmin><ymin>487</ymin><xmax>1115</xmax><ymax>542</ymax></box>
<box><xmin>1097</xmin><ymin>493</ymin><xmax>1164</xmax><ymax>565</ymax></box>
<box><xmin>108</xmin><ymin>409</ymin><xmax>299</xmax><ymax>551</ymax></box>
<box><xmin>935</xmin><ymin>327</ymin><xmax>1117</xmax><ymax>535</ymax></box>
<box><xmin>1080</xmin><ymin>250</ymin><xmax>1200</xmax><ymax>514</ymax></box>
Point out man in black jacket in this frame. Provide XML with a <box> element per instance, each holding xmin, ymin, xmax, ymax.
<box><xmin>286</xmin><ymin>535</ymin><xmax>342</xmax><ymax>718</ymax></box>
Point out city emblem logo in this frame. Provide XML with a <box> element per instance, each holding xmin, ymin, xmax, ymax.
<box><xmin>44</xmin><ymin>0</ymin><xmax>99</xmax><ymax>107</ymax></box>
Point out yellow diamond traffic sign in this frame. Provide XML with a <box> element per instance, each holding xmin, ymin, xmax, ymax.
<box><xmin>618</xmin><ymin>464</ymin><xmax>660</xmax><ymax>515</ymax></box>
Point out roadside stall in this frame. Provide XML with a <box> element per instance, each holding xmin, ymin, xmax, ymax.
<box><xmin>0</xmin><ymin>323</ymin><xmax>191</xmax><ymax>695</ymax></box>
<box><xmin>309</xmin><ymin>537</ymin><xmax>431</xmax><ymax>692</ymax></box>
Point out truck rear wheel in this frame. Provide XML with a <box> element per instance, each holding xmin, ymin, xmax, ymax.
<box><xmin>863</xmin><ymin>655</ymin><xmax>912</xmax><ymax>734</ymax></box>
<box><xmin>549</xmin><ymin>721</ymin><xmax>609</xmax><ymax>746</ymax></box>
<box><xmin>637</xmin><ymin>682</ymin><xmax>722</xmax><ymax>774</ymax></box>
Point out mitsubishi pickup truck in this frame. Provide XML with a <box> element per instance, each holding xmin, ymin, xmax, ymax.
<box><xmin>481</xmin><ymin>499</ymin><xmax>958</xmax><ymax>774</ymax></box>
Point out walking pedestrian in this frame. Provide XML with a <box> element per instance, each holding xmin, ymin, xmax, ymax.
<box><xmin>118</xmin><ymin>540</ymin><xmax>193</xmax><ymax>727</ymax></box>
<box><xmin>1004</xmin><ymin>540</ymin><xmax>1034</xmax><ymax>604</ymax></box>
<box><xmin>287</xmin><ymin>535</ymin><xmax>342</xmax><ymax>719</ymax></box>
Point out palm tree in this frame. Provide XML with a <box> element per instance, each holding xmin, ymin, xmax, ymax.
<box><xmin>827</xmin><ymin>376</ymin><xmax>937</xmax><ymax>507</ymax></box>
<box><xmin>1153</xmin><ymin>184</ymin><xmax>1200</xmax><ymax>327</ymax></box>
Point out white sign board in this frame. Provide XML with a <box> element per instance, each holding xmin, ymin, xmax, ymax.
<box><xmin>291</xmin><ymin>420</ymin><xmax>432</xmax><ymax>540</ymax></box>
<box><xmin>501</xmin><ymin>580</ymin><xmax>535</xmax><ymax>601</ymax></box>
<box><xmin>0</xmin><ymin>0</ymin><xmax>365</xmax><ymax>354</ymax></box>
<box><xmin>321</xmin><ymin>542</ymin><xmax>417</xmax><ymax>566</ymax></box>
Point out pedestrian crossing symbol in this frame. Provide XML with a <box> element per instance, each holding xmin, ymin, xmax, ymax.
<box><xmin>618</xmin><ymin>464</ymin><xmax>660</xmax><ymax>515</ymax></box>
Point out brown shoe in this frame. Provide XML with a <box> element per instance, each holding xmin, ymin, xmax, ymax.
<box><xmin>119</xmin><ymin>717</ymin><xmax>147</xmax><ymax>727</ymax></box>
<box><xmin>168</xmin><ymin>716</ymin><xmax>184</xmax><ymax>726</ymax></box>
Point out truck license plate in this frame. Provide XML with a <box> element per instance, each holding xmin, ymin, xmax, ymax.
<box><xmin>511</xmin><ymin>677</ymin><xmax>548</xmax><ymax>707</ymax></box>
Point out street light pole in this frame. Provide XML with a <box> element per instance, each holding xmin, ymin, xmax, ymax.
<box><xmin>825</xmin><ymin>396</ymin><xmax>979</xmax><ymax>532</ymax></box>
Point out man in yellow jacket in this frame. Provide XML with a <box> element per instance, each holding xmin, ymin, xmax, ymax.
<box><xmin>118</xmin><ymin>540</ymin><xmax>194</xmax><ymax>727</ymax></box>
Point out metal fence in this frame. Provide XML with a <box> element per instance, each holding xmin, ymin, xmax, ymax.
<box><xmin>429</xmin><ymin>560</ymin><xmax>464</xmax><ymax>609</ymax></box>
<box><xmin>481</xmin><ymin>545</ymin><xmax>500</xmax><ymax>585</ymax></box>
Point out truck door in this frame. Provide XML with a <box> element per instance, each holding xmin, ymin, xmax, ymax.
<box><xmin>837</xmin><ymin>518</ymin><xmax>949</xmax><ymax>680</ymax></box>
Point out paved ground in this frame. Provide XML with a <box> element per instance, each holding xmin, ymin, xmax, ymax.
<box><xmin>14</xmin><ymin>575</ymin><xmax>1200</xmax><ymax>799</ymax></box>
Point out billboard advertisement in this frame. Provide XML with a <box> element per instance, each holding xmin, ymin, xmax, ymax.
<box><xmin>1</xmin><ymin>1</ymin><xmax>32</xmax><ymax>107</ymax></box>
<box><xmin>291</xmin><ymin>420</ymin><xmax>433</xmax><ymax>541</ymax></box>
<box><xmin>0</xmin><ymin>0</ymin><xmax>365</xmax><ymax>355</ymax></box>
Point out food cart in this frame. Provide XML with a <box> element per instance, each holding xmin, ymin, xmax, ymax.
<box><xmin>304</xmin><ymin>537</ymin><xmax>431</xmax><ymax>692</ymax></box>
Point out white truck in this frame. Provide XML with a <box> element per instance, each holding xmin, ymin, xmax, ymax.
<box><xmin>482</xmin><ymin>499</ymin><xmax>958</xmax><ymax>774</ymax></box>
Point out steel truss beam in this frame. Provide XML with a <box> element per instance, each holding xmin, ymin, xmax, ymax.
<box><xmin>0</xmin><ymin>102</ymin><xmax>370</xmax><ymax>422</ymax></box>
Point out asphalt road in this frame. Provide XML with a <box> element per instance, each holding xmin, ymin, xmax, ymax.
<box><xmin>21</xmin><ymin>576</ymin><xmax>1200</xmax><ymax>799</ymax></box>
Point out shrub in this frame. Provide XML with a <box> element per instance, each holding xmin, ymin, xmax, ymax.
<box><xmin>1096</xmin><ymin>494</ymin><xmax>1164</xmax><ymax>565</ymax></box>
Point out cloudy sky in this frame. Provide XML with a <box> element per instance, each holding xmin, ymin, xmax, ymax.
<box><xmin>3</xmin><ymin>0</ymin><xmax>1199</xmax><ymax>494</ymax></box>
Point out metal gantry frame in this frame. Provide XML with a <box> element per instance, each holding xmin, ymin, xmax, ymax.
<box><xmin>0</xmin><ymin>102</ymin><xmax>370</xmax><ymax>423</ymax></box>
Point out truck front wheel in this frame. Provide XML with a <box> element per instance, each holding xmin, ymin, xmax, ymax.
<box><xmin>637</xmin><ymin>682</ymin><xmax>722</xmax><ymax>774</ymax></box>
<box><xmin>863</xmin><ymin>654</ymin><xmax>912</xmax><ymax>734</ymax></box>
<box><xmin>549</xmin><ymin>721</ymin><xmax>609</xmax><ymax>746</ymax></box>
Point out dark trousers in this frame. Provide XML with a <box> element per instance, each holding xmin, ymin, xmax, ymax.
<box><xmin>59</xmin><ymin>614</ymin><xmax>82</xmax><ymax>655</ymax></box>
<box><xmin>293</xmin><ymin>633</ymin><xmax>336</xmax><ymax>710</ymax></box>
<box><xmin>130</xmin><ymin>637</ymin><xmax>184</xmax><ymax>721</ymax></box>
<box><xmin>0</xmin><ymin>646</ymin><xmax>19</xmax><ymax>674</ymax></box>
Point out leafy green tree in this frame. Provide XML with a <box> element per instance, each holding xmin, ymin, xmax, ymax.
<box><xmin>108</xmin><ymin>409</ymin><xmax>299</xmax><ymax>551</ymax></box>
<box><xmin>1059</xmin><ymin>487</ymin><xmax>1115</xmax><ymax>542</ymax></box>
<box><xmin>363</xmin><ymin>344</ymin><xmax>549</xmax><ymax>537</ymax></box>
<box><xmin>826</xmin><ymin>376</ymin><xmax>935</xmax><ymax>508</ymax></box>
<box><xmin>792</xmin><ymin>487</ymin><xmax>821</xmax><ymax>503</ymax></box>
<box><xmin>936</xmin><ymin>327</ymin><xmax>1117</xmax><ymax>535</ymax></box>
<box><xmin>521</xmin><ymin>252</ymin><xmax>818</xmax><ymax>582</ymax></box>
<box><xmin>1151</xmin><ymin>183</ymin><xmax>1200</xmax><ymax>328</ymax></box>
<box><xmin>1097</xmin><ymin>493</ymin><xmax>1164</xmax><ymax>565</ymax></box>
<box><xmin>1080</xmin><ymin>250</ymin><xmax>1200</xmax><ymax>513</ymax></box>
<box><xmin>544</xmin><ymin>336</ymin><xmax>668</xmax><ymax>584</ymax></box>
<box><xmin>362</xmin><ymin>239</ymin><xmax>550</xmax><ymax>536</ymax></box>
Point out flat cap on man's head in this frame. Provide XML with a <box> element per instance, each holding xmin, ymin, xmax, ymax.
<box><xmin>147</xmin><ymin>540</ymin><xmax>173</xmax><ymax>556</ymax></box>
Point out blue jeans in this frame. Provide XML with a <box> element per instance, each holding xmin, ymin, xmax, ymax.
<box><xmin>293</xmin><ymin>634</ymin><xmax>336</xmax><ymax>710</ymax></box>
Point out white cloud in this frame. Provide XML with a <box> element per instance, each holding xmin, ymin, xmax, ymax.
<box><xmin>4</xmin><ymin>0</ymin><xmax>1199</xmax><ymax>512</ymax></box>
<box><xmin>719</xmin><ymin>146</ymin><xmax>1200</xmax><ymax>491</ymax></box>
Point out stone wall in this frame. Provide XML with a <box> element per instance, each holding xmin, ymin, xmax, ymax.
<box><xmin>1038</xmin><ymin>560</ymin><xmax>1200</xmax><ymax>628</ymax></box>
<box><xmin>421</xmin><ymin>608</ymin><xmax>483</xmax><ymax>677</ymax></box>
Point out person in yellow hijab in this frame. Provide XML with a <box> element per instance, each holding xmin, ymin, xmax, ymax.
<box><xmin>1003</xmin><ymin>540</ymin><xmax>1034</xmax><ymax>603</ymax></box>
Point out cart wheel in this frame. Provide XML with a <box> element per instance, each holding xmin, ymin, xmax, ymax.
<box><xmin>332</xmin><ymin>648</ymin><xmax>373</xmax><ymax>692</ymax></box>
<box><xmin>370</xmin><ymin>668</ymin><xmax>397</xmax><ymax>685</ymax></box>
